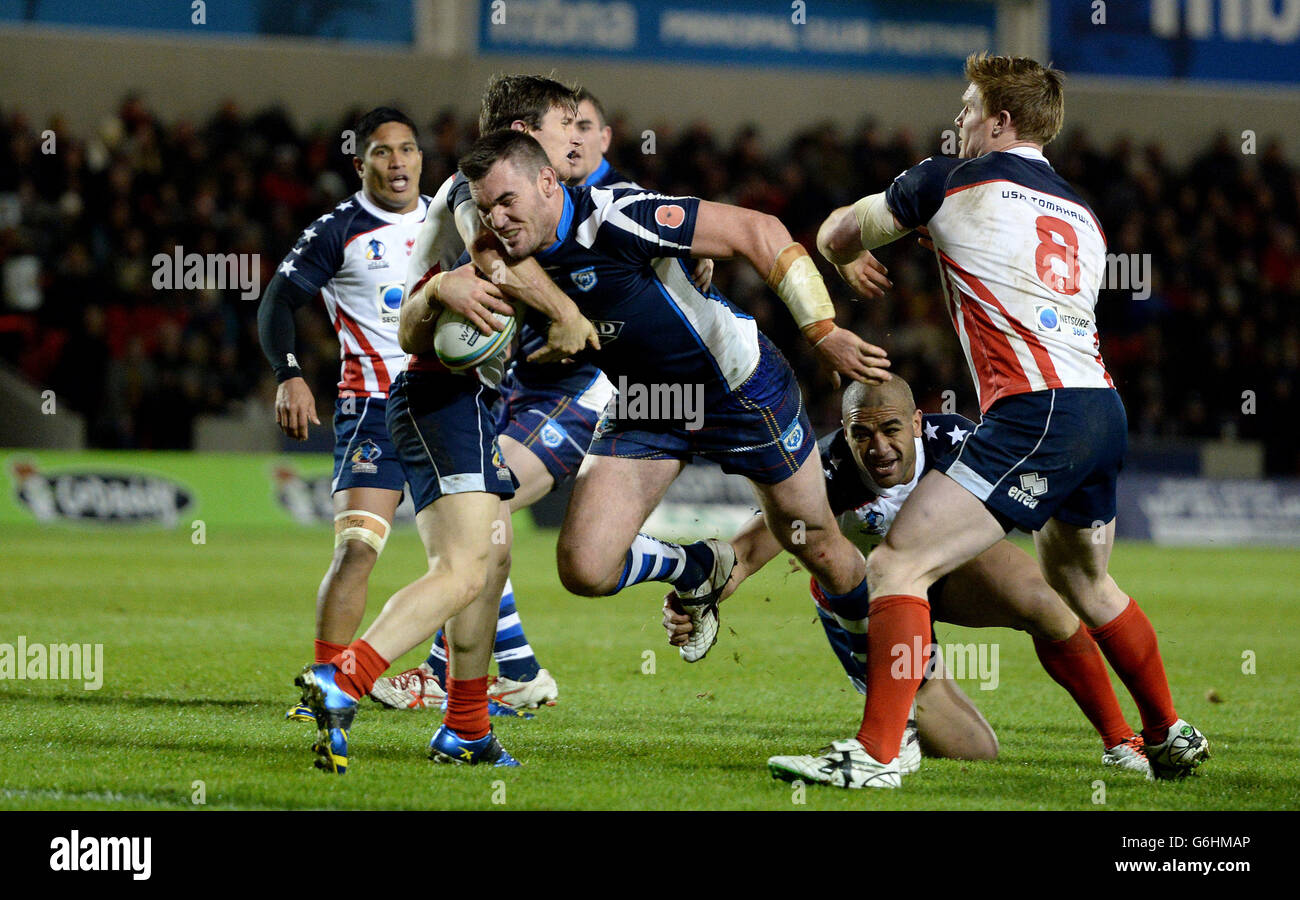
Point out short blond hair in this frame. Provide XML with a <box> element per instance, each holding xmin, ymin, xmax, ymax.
<box><xmin>964</xmin><ymin>53</ymin><xmax>1064</xmax><ymax>146</ymax></box>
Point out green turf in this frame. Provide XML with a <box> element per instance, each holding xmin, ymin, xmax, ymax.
<box><xmin>1</xmin><ymin>520</ymin><xmax>1296</xmax><ymax>810</ymax></box>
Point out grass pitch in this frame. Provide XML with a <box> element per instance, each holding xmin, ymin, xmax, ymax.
<box><xmin>2</xmin><ymin>519</ymin><xmax>1297</xmax><ymax>811</ymax></box>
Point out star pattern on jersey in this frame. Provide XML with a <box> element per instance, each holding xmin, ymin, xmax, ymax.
<box><xmin>278</xmin><ymin>260</ymin><xmax>297</xmax><ymax>277</ymax></box>
<box><xmin>924</xmin><ymin>421</ymin><xmax>939</xmax><ymax>441</ymax></box>
<box><xmin>336</xmin><ymin>200</ymin><xmax>353</xmax><ymax>211</ymax></box>
<box><xmin>946</xmin><ymin>424</ymin><xmax>969</xmax><ymax>444</ymax></box>
<box><xmin>300</xmin><ymin>226</ymin><xmax>317</xmax><ymax>243</ymax></box>
<box><xmin>316</xmin><ymin>213</ymin><xmax>334</xmax><ymax>223</ymax></box>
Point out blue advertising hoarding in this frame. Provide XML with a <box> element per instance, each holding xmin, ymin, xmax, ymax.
<box><xmin>478</xmin><ymin>0</ymin><xmax>996</xmax><ymax>73</ymax></box>
<box><xmin>1050</xmin><ymin>0</ymin><xmax>1300</xmax><ymax>84</ymax></box>
<box><xmin>1116</xmin><ymin>473</ymin><xmax>1300</xmax><ymax>544</ymax></box>
<box><xmin>0</xmin><ymin>0</ymin><xmax>413</xmax><ymax>44</ymax></box>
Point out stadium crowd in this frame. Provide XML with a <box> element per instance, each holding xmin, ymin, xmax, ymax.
<box><xmin>2</xmin><ymin>95</ymin><xmax>1296</xmax><ymax>473</ymax></box>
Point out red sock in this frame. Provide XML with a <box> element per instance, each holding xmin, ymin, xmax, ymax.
<box><xmin>328</xmin><ymin>640</ymin><xmax>390</xmax><ymax>701</ymax></box>
<box><xmin>444</xmin><ymin>676</ymin><xmax>490</xmax><ymax>740</ymax></box>
<box><xmin>1088</xmin><ymin>599</ymin><xmax>1177</xmax><ymax>744</ymax></box>
<box><xmin>314</xmin><ymin>639</ymin><xmax>347</xmax><ymax>665</ymax></box>
<box><xmin>856</xmin><ymin>594</ymin><xmax>931</xmax><ymax>762</ymax></box>
<box><xmin>1033</xmin><ymin>623</ymin><xmax>1133</xmax><ymax>748</ymax></box>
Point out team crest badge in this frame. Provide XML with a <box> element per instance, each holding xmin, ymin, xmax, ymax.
<box><xmin>781</xmin><ymin>421</ymin><xmax>804</xmax><ymax>452</ymax></box>
<box><xmin>366</xmin><ymin>239</ymin><xmax>386</xmax><ymax>260</ymax></box>
<box><xmin>350</xmin><ymin>440</ymin><xmax>382</xmax><ymax>475</ymax></box>
<box><xmin>540</xmin><ymin>421</ymin><xmax>567</xmax><ymax>449</ymax></box>
<box><xmin>571</xmin><ymin>266</ymin><xmax>598</xmax><ymax>292</ymax></box>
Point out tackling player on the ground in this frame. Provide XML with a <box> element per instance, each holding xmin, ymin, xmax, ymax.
<box><xmin>457</xmin><ymin>129</ymin><xmax>895</xmax><ymax>675</ymax></box>
<box><xmin>665</xmin><ymin>376</ymin><xmax>1153</xmax><ymax>780</ymax></box>
<box><xmin>786</xmin><ymin>53</ymin><xmax>1208</xmax><ymax>787</ymax></box>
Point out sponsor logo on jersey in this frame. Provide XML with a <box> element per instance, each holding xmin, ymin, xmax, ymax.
<box><xmin>591</xmin><ymin>320</ymin><xmax>624</xmax><ymax>342</ymax></box>
<box><xmin>571</xmin><ymin>266</ymin><xmax>598</xmax><ymax>292</ymax></box>
<box><xmin>377</xmin><ymin>282</ymin><xmax>404</xmax><ymax>325</ymax></box>
<box><xmin>350</xmin><ymin>440</ymin><xmax>382</xmax><ymax>475</ymax></box>
<box><xmin>655</xmin><ymin>204</ymin><xmax>685</xmax><ymax>228</ymax></box>
<box><xmin>1035</xmin><ymin>305</ymin><xmax>1060</xmax><ymax>332</ymax></box>
<box><xmin>9</xmin><ymin>460</ymin><xmax>194</xmax><ymax>527</ymax></box>
<box><xmin>539</xmin><ymin>420</ymin><xmax>567</xmax><ymax>448</ymax></box>
<box><xmin>1008</xmin><ymin>471</ymin><xmax>1048</xmax><ymax>508</ymax></box>
<box><xmin>781</xmin><ymin>420</ymin><xmax>805</xmax><ymax>453</ymax></box>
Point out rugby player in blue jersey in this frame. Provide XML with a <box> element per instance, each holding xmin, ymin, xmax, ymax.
<box><xmin>457</xmin><ymin>129</ymin><xmax>893</xmax><ymax>676</ymax></box>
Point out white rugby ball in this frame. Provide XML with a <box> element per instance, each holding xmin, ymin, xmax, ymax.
<box><xmin>433</xmin><ymin>306</ymin><xmax>518</xmax><ymax>371</ymax></box>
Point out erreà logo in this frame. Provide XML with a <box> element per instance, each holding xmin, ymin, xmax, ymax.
<box><xmin>10</xmin><ymin>460</ymin><xmax>193</xmax><ymax>526</ymax></box>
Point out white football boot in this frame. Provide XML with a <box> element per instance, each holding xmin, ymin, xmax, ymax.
<box><xmin>488</xmin><ymin>668</ymin><xmax>558</xmax><ymax>709</ymax></box>
<box><xmin>672</xmin><ymin>539</ymin><xmax>736</xmax><ymax>663</ymax></box>
<box><xmin>368</xmin><ymin>662</ymin><xmax>445</xmax><ymax>710</ymax></box>
<box><xmin>768</xmin><ymin>738</ymin><xmax>902</xmax><ymax>789</ymax></box>
<box><xmin>1102</xmin><ymin>734</ymin><xmax>1152</xmax><ymax>778</ymax></box>
<box><xmin>1144</xmin><ymin>719</ymin><xmax>1210</xmax><ymax>780</ymax></box>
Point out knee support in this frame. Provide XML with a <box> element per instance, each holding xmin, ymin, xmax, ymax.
<box><xmin>334</xmin><ymin>509</ymin><xmax>391</xmax><ymax>555</ymax></box>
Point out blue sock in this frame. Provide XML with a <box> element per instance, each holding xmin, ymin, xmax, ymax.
<box><xmin>492</xmin><ymin>579</ymin><xmax>541</xmax><ymax>682</ymax></box>
<box><xmin>815</xmin><ymin>605</ymin><xmax>867</xmax><ymax>693</ymax></box>
<box><xmin>425</xmin><ymin>634</ymin><xmax>447</xmax><ymax>684</ymax></box>
<box><xmin>812</xmin><ymin>578</ymin><xmax>870</xmax><ymax>691</ymax></box>
<box><xmin>608</xmin><ymin>533</ymin><xmax>708</xmax><ymax>595</ymax></box>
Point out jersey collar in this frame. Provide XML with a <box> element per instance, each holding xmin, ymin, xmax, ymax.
<box><xmin>356</xmin><ymin>189</ymin><xmax>429</xmax><ymax>225</ymax></box>
<box><xmin>580</xmin><ymin>158</ymin><xmax>611</xmax><ymax>187</ymax></box>
<box><xmin>537</xmin><ymin>187</ymin><xmax>575</xmax><ymax>259</ymax></box>
<box><xmin>1004</xmin><ymin>145</ymin><xmax>1052</xmax><ymax>168</ymax></box>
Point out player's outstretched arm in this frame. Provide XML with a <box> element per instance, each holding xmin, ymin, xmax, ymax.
<box><xmin>465</xmin><ymin>228</ymin><xmax>601</xmax><ymax>362</ymax></box>
<box><xmin>817</xmin><ymin>202</ymin><xmax>897</xmax><ymax>300</ymax></box>
<box><xmin>691</xmin><ymin>200</ymin><xmax>891</xmax><ymax>385</ymax></box>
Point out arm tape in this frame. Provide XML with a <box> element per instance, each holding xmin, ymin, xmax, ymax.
<box><xmin>764</xmin><ymin>243</ymin><xmax>835</xmax><ymax>330</ymax></box>
<box><xmin>853</xmin><ymin>192</ymin><xmax>909</xmax><ymax>250</ymax></box>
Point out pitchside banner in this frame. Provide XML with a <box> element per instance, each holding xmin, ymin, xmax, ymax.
<box><xmin>1050</xmin><ymin>0</ymin><xmax>1300</xmax><ymax>84</ymax></box>
<box><xmin>478</xmin><ymin>0</ymin><xmax>996</xmax><ymax>73</ymax></box>
<box><xmin>1116</xmin><ymin>473</ymin><xmax>1300</xmax><ymax>545</ymax></box>
<box><xmin>0</xmin><ymin>450</ymin><xmax>415</xmax><ymax>530</ymax></box>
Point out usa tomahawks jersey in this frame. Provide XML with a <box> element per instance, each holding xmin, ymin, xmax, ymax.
<box><xmin>277</xmin><ymin>191</ymin><xmax>431</xmax><ymax>397</ymax></box>
<box><xmin>886</xmin><ymin>147</ymin><xmax>1113</xmax><ymax>413</ymax></box>
<box><xmin>821</xmin><ymin>413</ymin><xmax>975</xmax><ymax>554</ymax></box>
<box><xmin>530</xmin><ymin>185</ymin><xmax>759</xmax><ymax>400</ymax></box>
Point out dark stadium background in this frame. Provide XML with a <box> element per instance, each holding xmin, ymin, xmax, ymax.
<box><xmin>2</xmin><ymin>0</ymin><xmax>1297</xmax><ymax>532</ymax></box>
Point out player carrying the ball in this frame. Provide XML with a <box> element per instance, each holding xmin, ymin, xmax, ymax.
<box><xmin>458</xmin><ymin>128</ymin><xmax>895</xmax><ymax>677</ymax></box>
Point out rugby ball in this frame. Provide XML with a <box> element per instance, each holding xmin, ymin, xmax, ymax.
<box><xmin>433</xmin><ymin>305</ymin><xmax>518</xmax><ymax>371</ymax></box>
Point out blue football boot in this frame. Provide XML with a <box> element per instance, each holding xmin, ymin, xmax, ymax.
<box><xmin>284</xmin><ymin>702</ymin><xmax>315</xmax><ymax>722</ymax></box>
<box><xmin>428</xmin><ymin>725</ymin><xmax>521</xmax><ymax>767</ymax></box>
<box><xmin>294</xmin><ymin>663</ymin><xmax>358</xmax><ymax>774</ymax></box>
